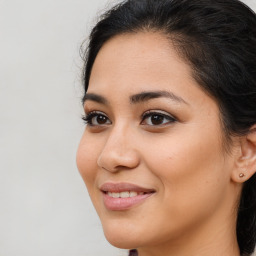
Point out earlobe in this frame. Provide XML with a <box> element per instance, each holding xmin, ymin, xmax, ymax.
<box><xmin>231</xmin><ymin>125</ymin><xmax>256</xmax><ymax>183</ymax></box>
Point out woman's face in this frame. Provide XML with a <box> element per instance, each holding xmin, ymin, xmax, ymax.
<box><xmin>77</xmin><ymin>32</ymin><xmax>239</xmax><ymax>251</ymax></box>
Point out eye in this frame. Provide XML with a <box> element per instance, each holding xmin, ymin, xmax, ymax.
<box><xmin>82</xmin><ymin>111</ymin><xmax>111</xmax><ymax>126</ymax></box>
<box><xmin>141</xmin><ymin>110</ymin><xmax>176</xmax><ymax>126</ymax></box>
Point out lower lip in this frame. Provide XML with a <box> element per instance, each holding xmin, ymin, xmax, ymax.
<box><xmin>103</xmin><ymin>192</ymin><xmax>154</xmax><ymax>211</ymax></box>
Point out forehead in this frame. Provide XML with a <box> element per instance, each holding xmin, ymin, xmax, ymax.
<box><xmin>88</xmin><ymin>32</ymin><xmax>196</xmax><ymax>94</ymax></box>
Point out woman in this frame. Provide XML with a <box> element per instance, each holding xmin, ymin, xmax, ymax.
<box><xmin>76</xmin><ymin>0</ymin><xmax>256</xmax><ymax>255</ymax></box>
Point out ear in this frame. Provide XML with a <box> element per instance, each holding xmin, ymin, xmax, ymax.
<box><xmin>231</xmin><ymin>125</ymin><xmax>256</xmax><ymax>183</ymax></box>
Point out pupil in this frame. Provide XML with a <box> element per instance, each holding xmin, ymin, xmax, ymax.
<box><xmin>151</xmin><ymin>115</ymin><xmax>163</xmax><ymax>125</ymax></box>
<box><xmin>97</xmin><ymin>115</ymin><xmax>107</xmax><ymax>124</ymax></box>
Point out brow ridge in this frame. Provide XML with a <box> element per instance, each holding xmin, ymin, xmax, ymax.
<box><xmin>130</xmin><ymin>90</ymin><xmax>188</xmax><ymax>105</ymax></box>
<box><xmin>83</xmin><ymin>90</ymin><xmax>188</xmax><ymax>106</ymax></box>
<box><xmin>83</xmin><ymin>93</ymin><xmax>108</xmax><ymax>105</ymax></box>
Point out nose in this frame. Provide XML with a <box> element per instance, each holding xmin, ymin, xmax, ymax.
<box><xmin>97</xmin><ymin>126</ymin><xmax>140</xmax><ymax>172</ymax></box>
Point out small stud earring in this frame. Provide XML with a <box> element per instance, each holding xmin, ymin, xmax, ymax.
<box><xmin>239</xmin><ymin>173</ymin><xmax>245</xmax><ymax>178</ymax></box>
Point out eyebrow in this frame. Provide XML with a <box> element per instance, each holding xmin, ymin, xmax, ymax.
<box><xmin>83</xmin><ymin>90</ymin><xmax>188</xmax><ymax>105</ymax></box>
<box><xmin>83</xmin><ymin>93</ymin><xmax>108</xmax><ymax>105</ymax></box>
<box><xmin>130</xmin><ymin>90</ymin><xmax>188</xmax><ymax>105</ymax></box>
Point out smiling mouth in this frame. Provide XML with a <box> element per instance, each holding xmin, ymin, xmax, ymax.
<box><xmin>100</xmin><ymin>182</ymin><xmax>156</xmax><ymax>211</ymax></box>
<box><xmin>105</xmin><ymin>191</ymin><xmax>150</xmax><ymax>198</ymax></box>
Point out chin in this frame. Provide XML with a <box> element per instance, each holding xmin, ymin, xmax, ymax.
<box><xmin>104</xmin><ymin>230</ymin><xmax>140</xmax><ymax>249</ymax></box>
<box><xmin>101</xmin><ymin>220</ymin><xmax>145</xmax><ymax>249</ymax></box>
<box><xmin>105</xmin><ymin>236</ymin><xmax>137</xmax><ymax>249</ymax></box>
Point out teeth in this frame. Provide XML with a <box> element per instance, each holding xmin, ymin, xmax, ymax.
<box><xmin>130</xmin><ymin>191</ymin><xmax>138</xmax><ymax>197</ymax></box>
<box><xmin>120</xmin><ymin>191</ymin><xmax>130</xmax><ymax>198</ymax></box>
<box><xmin>112</xmin><ymin>192</ymin><xmax>119</xmax><ymax>198</ymax></box>
<box><xmin>107</xmin><ymin>191</ymin><xmax>143</xmax><ymax>198</ymax></box>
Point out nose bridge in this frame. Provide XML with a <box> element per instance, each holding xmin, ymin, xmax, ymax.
<box><xmin>97</xmin><ymin>123</ymin><xmax>140</xmax><ymax>172</ymax></box>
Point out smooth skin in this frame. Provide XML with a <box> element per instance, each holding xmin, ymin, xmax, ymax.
<box><xmin>77</xmin><ymin>32</ymin><xmax>256</xmax><ymax>256</ymax></box>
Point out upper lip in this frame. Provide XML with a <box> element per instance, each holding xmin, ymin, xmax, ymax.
<box><xmin>100</xmin><ymin>182</ymin><xmax>156</xmax><ymax>193</ymax></box>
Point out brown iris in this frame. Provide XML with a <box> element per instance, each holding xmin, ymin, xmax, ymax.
<box><xmin>96</xmin><ymin>115</ymin><xmax>108</xmax><ymax>125</ymax></box>
<box><xmin>150</xmin><ymin>114</ymin><xmax>164</xmax><ymax>125</ymax></box>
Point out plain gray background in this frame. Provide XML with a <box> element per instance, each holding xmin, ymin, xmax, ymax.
<box><xmin>0</xmin><ymin>1</ymin><xmax>256</xmax><ymax>255</ymax></box>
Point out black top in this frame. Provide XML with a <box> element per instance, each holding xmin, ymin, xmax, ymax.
<box><xmin>129</xmin><ymin>249</ymin><xmax>138</xmax><ymax>256</ymax></box>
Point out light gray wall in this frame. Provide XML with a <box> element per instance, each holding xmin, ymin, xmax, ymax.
<box><xmin>0</xmin><ymin>1</ymin><xmax>255</xmax><ymax>256</ymax></box>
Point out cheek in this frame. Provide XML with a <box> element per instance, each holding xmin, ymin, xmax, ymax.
<box><xmin>143</xmin><ymin>127</ymin><xmax>227</xmax><ymax>216</ymax></box>
<box><xmin>76</xmin><ymin>133</ymin><xmax>99</xmax><ymax>192</ymax></box>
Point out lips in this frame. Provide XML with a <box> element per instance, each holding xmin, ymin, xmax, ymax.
<box><xmin>100</xmin><ymin>182</ymin><xmax>155</xmax><ymax>211</ymax></box>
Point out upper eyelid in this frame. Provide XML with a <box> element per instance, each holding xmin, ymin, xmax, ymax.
<box><xmin>142</xmin><ymin>109</ymin><xmax>172</xmax><ymax>115</ymax></box>
<box><xmin>84</xmin><ymin>110</ymin><xmax>110</xmax><ymax>121</ymax></box>
<box><xmin>84</xmin><ymin>102</ymin><xmax>112</xmax><ymax>115</ymax></box>
<box><xmin>83</xmin><ymin>102</ymin><xmax>103</xmax><ymax>112</ymax></box>
<box><xmin>141</xmin><ymin>110</ymin><xmax>177</xmax><ymax>119</ymax></box>
<box><xmin>85</xmin><ymin>109</ymin><xmax>108</xmax><ymax>116</ymax></box>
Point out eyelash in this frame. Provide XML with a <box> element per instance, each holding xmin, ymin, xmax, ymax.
<box><xmin>82</xmin><ymin>111</ymin><xmax>110</xmax><ymax>126</ymax></box>
<box><xmin>82</xmin><ymin>110</ymin><xmax>177</xmax><ymax>127</ymax></box>
<box><xmin>141</xmin><ymin>110</ymin><xmax>177</xmax><ymax>126</ymax></box>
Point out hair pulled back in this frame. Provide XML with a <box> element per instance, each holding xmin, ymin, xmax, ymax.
<box><xmin>82</xmin><ymin>0</ymin><xmax>256</xmax><ymax>255</ymax></box>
